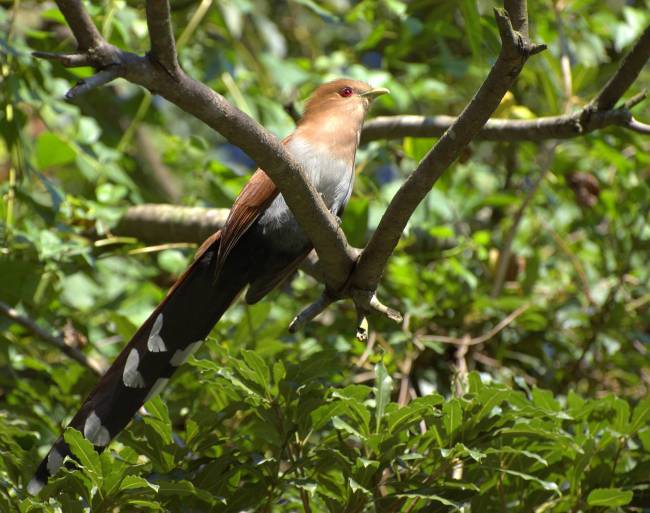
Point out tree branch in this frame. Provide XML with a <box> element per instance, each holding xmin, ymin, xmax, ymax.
<box><xmin>589</xmin><ymin>24</ymin><xmax>650</xmax><ymax>111</ymax></box>
<box><xmin>351</xmin><ymin>7</ymin><xmax>546</xmax><ymax>293</ymax></box>
<box><xmin>419</xmin><ymin>303</ymin><xmax>530</xmax><ymax>347</ymax></box>
<box><xmin>0</xmin><ymin>301</ymin><xmax>103</xmax><ymax>375</ymax></box>
<box><xmin>113</xmin><ymin>205</ymin><xmax>336</xmax><ymax>287</ymax></box>
<box><xmin>629</xmin><ymin>117</ymin><xmax>650</xmax><ymax>134</ymax></box>
<box><xmin>37</xmin><ymin>1</ymin><xmax>649</xmax><ymax>337</ymax></box>
<box><xmin>360</xmin><ymin>108</ymin><xmax>635</xmax><ymax>143</ymax></box>
<box><xmin>40</xmin><ymin>0</ymin><xmax>355</xmax><ymax>292</ymax></box>
<box><xmin>31</xmin><ymin>50</ymin><xmax>92</xmax><ymax>67</ymax></box>
<box><xmin>145</xmin><ymin>0</ymin><xmax>181</xmax><ymax>77</ymax></box>
<box><xmin>65</xmin><ymin>66</ymin><xmax>122</xmax><ymax>100</ymax></box>
<box><xmin>54</xmin><ymin>0</ymin><xmax>103</xmax><ymax>50</ymax></box>
<box><xmin>504</xmin><ymin>0</ymin><xmax>529</xmax><ymax>38</ymax></box>
<box><xmin>361</xmin><ymin>22</ymin><xmax>650</xmax><ymax>144</ymax></box>
<box><xmin>114</xmin><ymin>204</ymin><xmax>228</xmax><ymax>244</ymax></box>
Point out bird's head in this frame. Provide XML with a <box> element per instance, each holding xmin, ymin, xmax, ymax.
<box><xmin>300</xmin><ymin>78</ymin><xmax>389</xmax><ymax>124</ymax></box>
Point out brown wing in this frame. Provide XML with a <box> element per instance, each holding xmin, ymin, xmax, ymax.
<box><xmin>215</xmin><ymin>169</ymin><xmax>278</xmax><ymax>275</ymax></box>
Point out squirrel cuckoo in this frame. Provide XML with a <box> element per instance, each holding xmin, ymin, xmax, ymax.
<box><xmin>29</xmin><ymin>78</ymin><xmax>388</xmax><ymax>494</ymax></box>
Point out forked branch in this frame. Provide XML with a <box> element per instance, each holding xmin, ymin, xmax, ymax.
<box><xmin>350</xmin><ymin>7</ymin><xmax>546</xmax><ymax>294</ymax></box>
<box><xmin>36</xmin><ymin>0</ymin><xmax>356</xmax><ymax>293</ymax></box>
<box><xmin>36</xmin><ymin>1</ymin><xmax>649</xmax><ymax>337</ymax></box>
<box><xmin>290</xmin><ymin>4</ymin><xmax>546</xmax><ymax>332</ymax></box>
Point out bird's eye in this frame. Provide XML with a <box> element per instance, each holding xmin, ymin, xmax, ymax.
<box><xmin>339</xmin><ymin>86</ymin><xmax>354</xmax><ymax>97</ymax></box>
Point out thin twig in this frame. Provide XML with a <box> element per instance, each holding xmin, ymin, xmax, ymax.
<box><xmin>355</xmin><ymin>331</ymin><xmax>376</xmax><ymax>369</ymax></box>
<box><xmin>31</xmin><ymin>50</ymin><xmax>92</xmax><ymax>67</ymax></box>
<box><xmin>65</xmin><ymin>66</ymin><xmax>122</xmax><ymax>100</ymax></box>
<box><xmin>419</xmin><ymin>303</ymin><xmax>530</xmax><ymax>347</ymax></box>
<box><xmin>397</xmin><ymin>355</ymin><xmax>414</xmax><ymax>406</ymax></box>
<box><xmin>624</xmin><ymin>89</ymin><xmax>647</xmax><ymax>109</ymax></box>
<box><xmin>127</xmin><ymin>242</ymin><xmax>196</xmax><ymax>255</ymax></box>
<box><xmin>0</xmin><ymin>301</ymin><xmax>103</xmax><ymax>375</ymax></box>
<box><xmin>361</xmin><ymin>25</ymin><xmax>650</xmax><ymax>144</ymax></box>
<box><xmin>288</xmin><ymin>293</ymin><xmax>334</xmax><ymax>333</ymax></box>
<box><xmin>628</xmin><ymin>117</ymin><xmax>650</xmax><ymax>134</ymax></box>
<box><xmin>541</xmin><ymin>219</ymin><xmax>594</xmax><ymax>305</ymax></box>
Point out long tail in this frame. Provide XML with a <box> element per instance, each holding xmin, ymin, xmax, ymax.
<box><xmin>29</xmin><ymin>231</ymin><xmax>242</xmax><ymax>494</ymax></box>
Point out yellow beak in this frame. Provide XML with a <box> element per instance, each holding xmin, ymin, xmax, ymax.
<box><xmin>360</xmin><ymin>87</ymin><xmax>390</xmax><ymax>99</ymax></box>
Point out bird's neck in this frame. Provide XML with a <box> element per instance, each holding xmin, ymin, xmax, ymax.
<box><xmin>295</xmin><ymin>103</ymin><xmax>366</xmax><ymax>164</ymax></box>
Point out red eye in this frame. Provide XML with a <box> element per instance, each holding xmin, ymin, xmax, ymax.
<box><xmin>339</xmin><ymin>86</ymin><xmax>354</xmax><ymax>97</ymax></box>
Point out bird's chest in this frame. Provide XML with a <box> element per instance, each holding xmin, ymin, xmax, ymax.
<box><xmin>288</xmin><ymin>137</ymin><xmax>354</xmax><ymax>209</ymax></box>
<box><xmin>257</xmin><ymin>137</ymin><xmax>355</xmax><ymax>249</ymax></box>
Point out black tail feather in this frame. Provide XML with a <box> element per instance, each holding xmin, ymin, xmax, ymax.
<box><xmin>29</xmin><ymin>232</ymin><xmax>246</xmax><ymax>493</ymax></box>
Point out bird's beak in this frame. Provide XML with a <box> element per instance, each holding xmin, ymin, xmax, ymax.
<box><xmin>360</xmin><ymin>87</ymin><xmax>390</xmax><ymax>99</ymax></box>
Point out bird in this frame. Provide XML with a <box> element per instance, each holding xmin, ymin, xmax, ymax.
<box><xmin>28</xmin><ymin>78</ymin><xmax>389</xmax><ymax>494</ymax></box>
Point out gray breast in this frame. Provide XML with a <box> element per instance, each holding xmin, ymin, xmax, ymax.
<box><xmin>257</xmin><ymin>136</ymin><xmax>354</xmax><ymax>252</ymax></box>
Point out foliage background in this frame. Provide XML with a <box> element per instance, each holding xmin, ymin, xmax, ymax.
<box><xmin>1</xmin><ymin>0</ymin><xmax>650</xmax><ymax>511</ymax></box>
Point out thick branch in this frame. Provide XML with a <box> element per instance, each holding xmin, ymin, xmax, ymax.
<box><xmin>590</xmin><ymin>24</ymin><xmax>650</xmax><ymax>111</ymax></box>
<box><xmin>360</xmin><ymin>109</ymin><xmax>634</xmax><ymax>143</ymax></box>
<box><xmin>0</xmin><ymin>301</ymin><xmax>102</xmax><ymax>375</ymax></box>
<box><xmin>504</xmin><ymin>0</ymin><xmax>528</xmax><ymax>37</ymax></box>
<box><xmin>114</xmin><ymin>204</ymin><xmax>228</xmax><ymax>243</ymax></box>
<box><xmin>55</xmin><ymin>0</ymin><xmax>103</xmax><ymax>50</ymax></box>
<box><xmin>352</xmin><ymin>8</ymin><xmax>545</xmax><ymax>291</ymax></box>
<box><xmin>48</xmin><ymin>0</ymin><xmax>355</xmax><ymax>291</ymax></box>
<box><xmin>145</xmin><ymin>0</ymin><xmax>181</xmax><ymax>77</ymax></box>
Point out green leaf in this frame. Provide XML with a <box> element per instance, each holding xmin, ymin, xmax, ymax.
<box><xmin>120</xmin><ymin>475</ymin><xmax>159</xmax><ymax>492</ymax></box>
<box><xmin>311</xmin><ymin>401</ymin><xmax>347</xmax><ymax>431</ymax></box>
<box><xmin>485</xmin><ymin>447</ymin><xmax>548</xmax><ymax>466</ymax></box>
<box><xmin>332</xmin><ymin>416</ymin><xmax>365</xmax><ymax>440</ymax></box>
<box><xmin>143</xmin><ymin>395</ymin><xmax>173</xmax><ymax>445</ymax></box>
<box><xmin>531</xmin><ymin>387</ymin><xmax>560</xmax><ymax>412</ymax></box>
<box><xmin>630</xmin><ymin>396</ymin><xmax>650</xmax><ymax>434</ymax></box>
<box><xmin>374</xmin><ymin>360</ymin><xmax>393</xmax><ymax>433</ymax></box>
<box><xmin>475</xmin><ymin>388</ymin><xmax>511</xmax><ymax>422</ymax></box>
<box><xmin>394</xmin><ymin>490</ymin><xmax>459</xmax><ymax>509</ymax></box>
<box><xmin>403</xmin><ymin>137</ymin><xmax>437</xmax><ymax>161</ymax></box>
<box><xmin>587</xmin><ymin>488</ymin><xmax>633</xmax><ymax>507</ymax></box>
<box><xmin>35</xmin><ymin>131</ymin><xmax>76</xmax><ymax>168</ymax></box>
<box><xmin>443</xmin><ymin>399</ymin><xmax>462</xmax><ymax>438</ymax></box>
<box><xmin>272</xmin><ymin>360</ymin><xmax>285</xmax><ymax>386</ymax></box>
<box><xmin>349</xmin><ymin>477</ymin><xmax>372</xmax><ymax>496</ymax></box>
<box><xmin>158</xmin><ymin>479</ymin><xmax>222</xmax><ymax>504</ymax></box>
<box><xmin>241</xmin><ymin>349</ymin><xmax>271</xmax><ymax>393</ymax></box>
<box><xmin>387</xmin><ymin>394</ymin><xmax>443</xmax><ymax>433</ymax></box>
<box><xmin>63</xmin><ymin>428</ymin><xmax>103</xmax><ymax>487</ymax></box>
<box><xmin>500</xmin><ymin>469</ymin><xmax>560</xmax><ymax>494</ymax></box>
